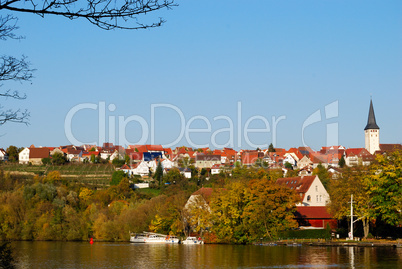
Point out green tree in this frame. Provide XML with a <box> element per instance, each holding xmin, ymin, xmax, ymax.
<box><xmin>268</xmin><ymin>143</ymin><xmax>276</xmax><ymax>152</ymax></box>
<box><xmin>328</xmin><ymin>167</ymin><xmax>372</xmax><ymax>238</ymax></box>
<box><xmin>5</xmin><ymin>146</ymin><xmax>20</xmax><ymax>162</ymax></box>
<box><xmin>112</xmin><ymin>158</ymin><xmax>125</xmax><ymax>167</ymax></box>
<box><xmin>41</xmin><ymin>157</ymin><xmax>51</xmax><ymax>165</ymax></box>
<box><xmin>284</xmin><ymin>162</ymin><xmax>293</xmax><ymax>169</ymax></box>
<box><xmin>51</xmin><ymin>152</ymin><xmax>67</xmax><ymax>165</ymax></box>
<box><xmin>338</xmin><ymin>155</ymin><xmax>346</xmax><ymax>168</ymax></box>
<box><xmin>110</xmin><ymin>170</ymin><xmax>126</xmax><ymax>186</ymax></box>
<box><xmin>313</xmin><ymin>164</ymin><xmax>331</xmax><ymax>189</ymax></box>
<box><xmin>154</xmin><ymin>161</ymin><xmax>163</xmax><ymax>187</ymax></box>
<box><xmin>90</xmin><ymin>154</ymin><xmax>96</xmax><ymax>164</ymax></box>
<box><xmin>365</xmin><ymin>150</ymin><xmax>402</xmax><ymax>226</ymax></box>
<box><xmin>165</xmin><ymin>168</ymin><xmax>186</xmax><ymax>188</ymax></box>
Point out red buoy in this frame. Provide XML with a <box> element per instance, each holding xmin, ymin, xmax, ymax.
<box><xmin>90</xmin><ymin>238</ymin><xmax>93</xmax><ymax>244</ymax></box>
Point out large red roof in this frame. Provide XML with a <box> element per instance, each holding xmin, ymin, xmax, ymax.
<box><xmin>29</xmin><ymin>148</ymin><xmax>50</xmax><ymax>158</ymax></box>
<box><xmin>295</xmin><ymin>206</ymin><xmax>333</xmax><ymax>219</ymax></box>
<box><xmin>276</xmin><ymin>176</ymin><xmax>316</xmax><ymax>195</ymax></box>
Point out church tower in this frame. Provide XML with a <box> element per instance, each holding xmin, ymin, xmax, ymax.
<box><xmin>364</xmin><ymin>99</ymin><xmax>380</xmax><ymax>154</ymax></box>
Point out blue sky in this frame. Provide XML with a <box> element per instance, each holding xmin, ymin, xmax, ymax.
<box><xmin>1</xmin><ymin>0</ymin><xmax>401</xmax><ymax>151</ymax></box>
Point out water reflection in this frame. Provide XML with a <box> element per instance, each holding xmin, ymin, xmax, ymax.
<box><xmin>11</xmin><ymin>241</ymin><xmax>402</xmax><ymax>268</ymax></box>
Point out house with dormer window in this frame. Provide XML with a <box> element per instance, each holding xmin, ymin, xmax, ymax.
<box><xmin>276</xmin><ymin>175</ymin><xmax>330</xmax><ymax>207</ymax></box>
<box><xmin>276</xmin><ymin>175</ymin><xmax>335</xmax><ymax>229</ymax></box>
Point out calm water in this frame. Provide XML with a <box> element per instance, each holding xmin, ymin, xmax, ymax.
<box><xmin>11</xmin><ymin>241</ymin><xmax>402</xmax><ymax>268</ymax></box>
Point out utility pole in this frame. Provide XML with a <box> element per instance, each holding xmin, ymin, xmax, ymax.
<box><xmin>350</xmin><ymin>194</ymin><xmax>354</xmax><ymax>240</ymax></box>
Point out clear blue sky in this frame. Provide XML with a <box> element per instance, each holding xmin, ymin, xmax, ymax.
<box><xmin>1</xmin><ymin>0</ymin><xmax>401</xmax><ymax>151</ymax></box>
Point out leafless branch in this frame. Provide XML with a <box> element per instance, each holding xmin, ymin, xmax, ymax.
<box><xmin>0</xmin><ymin>0</ymin><xmax>177</xmax><ymax>30</ymax></box>
<box><xmin>0</xmin><ymin>107</ymin><xmax>30</xmax><ymax>125</ymax></box>
<box><xmin>0</xmin><ymin>55</ymin><xmax>33</xmax><ymax>124</ymax></box>
<box><xmin>0</xmin><ymin>14</ymin><xmax>22</xmax><ymax>40</ymax></box>
<box><xmin>0</xmin><ymin>55</ymin><xmax>34</xmax><ymax>83</ymax></box>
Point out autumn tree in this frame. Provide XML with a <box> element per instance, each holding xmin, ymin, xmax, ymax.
<box><xmin>328</xmin><ymin>167</ymin><xmax>372</xmax><ymax>238</ymax></box>
<box><xmin>184</xmin><ymin>194</ymin><xmax>212</xmax><ymax>238</ymax></box>
<box><xmin>243</xmin><ymin>178</ymin><xmax>299</xmax><ymax>240</ymax></box>
<box><xmin>365</xmin><ymin>150</ymin><xmax>402</xmax><ymax>226</ymax></box>
<box><xmin>210</xmin><ymin>181</ymin><xmax>250</xmax><ymax>244</ymax></box>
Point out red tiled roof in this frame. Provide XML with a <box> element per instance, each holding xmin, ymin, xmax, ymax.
<box><xmin>192</xmin><ymin>187</ymin><xmax>214</xmax><ymax>197</ymax></box>
<box><xmin>379</xmin><ymin>144</ymin><xmax>402</xmax><ymax>153</ymax></box>
<box><xmin>276</xmin><ymin>176</ymin><xmax>316</xmax><ymax>198</ymax></box>
<box><xmin>129</xmin><ymin>152</ymin><xmax>143</xmax><ymax>161</ymax></box>
<box><xmin>146</xmin><ymin>145</ymin><xmax>164</xmax><ymax>151</ymax></box>
<box><xmin>295</xmin><ymin>206</ymin><xmax>333</xmax><ymax>219</ymax></box>
<box><xmin>120</xmin><ymin>164</ymin><xmax>130</xmax><ymax>169</ymax></box>
<box><xmin>29</xmin><ymin>148</ymin><xmax>50</xmax><ymax>158</ymax></box>
<box><xmin>196</xmin><ymin>154</ymin><xmax>221</xmax><ymax>161</ymax></box>
<box><xmin>82</xmin><ymin>151</ymin><xmax>99</xmax><ymax>157</ymax></box>
<box><xmin>241</xmin><ymin>151</ymin><xmax>260</xmax><ymax>165</ymax></box>
<box><xmin>211</xmin><ymin>164</ymin><xmax>221</xmax><ymax>169</ymax></box>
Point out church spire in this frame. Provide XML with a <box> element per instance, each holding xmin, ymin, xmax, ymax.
<box><xmin>364</xmin><ymin>99</ymin><xmax>379</xmax><ymax>130</ymax></box>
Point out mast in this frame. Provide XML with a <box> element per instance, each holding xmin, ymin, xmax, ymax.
<box><xmin>350</xmin><ymin>194</ymin><xmax>354</xmax><ymax>240</ymax></box>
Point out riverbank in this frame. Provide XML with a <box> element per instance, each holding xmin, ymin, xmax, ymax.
<box><xmin>255</xmin><ymin>239</ymin><xmax>402</xmax><ymax>248</ymax></box>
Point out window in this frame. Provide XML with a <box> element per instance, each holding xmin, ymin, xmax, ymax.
<box><xmin>320</xmin><ymin>195</ymin><xmax>322</xmax><ymax>202</ymax></box>
<box><xmin>307</xmin><ymin>195</ymin><xmax>311</xmax><ymax>202</ymax></box>
<box><xmin>315</xmin><ymin>186</ymin><xmax>318</xmax><ymax>192</ymax></box>
<box><xmin>316</xmin><ymin>195</ymin><xmax>318</xmax><ymax>202</ymax></box>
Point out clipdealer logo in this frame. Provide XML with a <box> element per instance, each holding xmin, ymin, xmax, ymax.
<box><xmin>64</xmin><ymin>101</ymin><xmax>338</xmax><ymax>149</ymax></box>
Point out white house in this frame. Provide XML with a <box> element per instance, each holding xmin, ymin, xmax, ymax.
<box><xmin>283</xmin><ymin>153</ymin><xmax>298</xmax><ymax>167</ymax></box>
<box><xmin>0</xmin><ymin>149</ymin><xmax>8</xmax><ymax>161</ymax></box>
<box><xmin>179</xmin><ymin>168</ymin><xmax>192</xmax><ymax>179</ymax></box>
<box><xmin>131</xmin><ymin>161</ymin><xmax>150</xmax><ymax>177</ymax></box>
<box><xmin>276</xmin><ymin>175</ymin><xmax>330</xmax><ymax>207</ymax></box>
<box><xmin>211</xmin><ymin>164</ymin><xmax>222</xmax><ymax>175</ymax></box>
<box><xmin>19</xmin><ymin>147</ymin><xmax>30</xmax><ymax>164</ymax></box>
<box><xmin>161</xmin><ymin>159</ymin><xmax>175</xmax><ymax>169</ymax></box>
<box><xmin>297</xmin><ymin>155</ymin><xmax>313</xmax><ymax>169</ymax></box>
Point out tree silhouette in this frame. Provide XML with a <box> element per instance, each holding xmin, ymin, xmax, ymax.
<box><xmin>0</xmin><ymin>0</ymin><xmax>177</xmax><ymax>125</ymax></box>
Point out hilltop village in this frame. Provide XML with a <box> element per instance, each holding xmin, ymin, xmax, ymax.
<box><xmin>0</xmin><ymin>100</ymin><xmax>401</xmax><ymax>242</ymax></box>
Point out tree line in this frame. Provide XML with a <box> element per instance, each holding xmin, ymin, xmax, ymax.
<box><xmin>0</xmin><ymin>150</ymin><xmax>401</xmax><ymax>243</ymax></box>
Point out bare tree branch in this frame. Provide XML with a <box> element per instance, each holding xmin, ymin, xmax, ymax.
<box><xmin>0</xmin><ymin>0</ymin><xmax>177</xmax><ymax>30</ymax></box>
<box><xmin>0</xmin><ymin>55</ymin><xmax>34</xmax><ymax>83</ymax></box>
<box><xmin>0</xmin><ymin>107</ymin><xmax>29</xmax><ymax>125</ymax></box>
<box><xmin>0</xmin><ymin>14</ymin><xmax>22</xmax><ymax>40</ymax></box>
<box><xmin>0</xmin><ymin>0</ymin><xmax>177</xmax><ymax>125</ymax></box>
<box><xmin>0</xmin><ymin>56</ymin><xmax>34</xmax><ymax>125</ymax></box>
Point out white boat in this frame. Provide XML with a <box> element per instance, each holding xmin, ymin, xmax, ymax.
<box><xmin>182</xmin><ymin>237</ymin><xmax>204</xmax><ymax>245</ymax></box>
<box><xmin>130</xmin><ymin>233</ymin><xmax>147</xmax><ymax>243</ymax></box>
<box><xmin>165</xmin><ymin>235</ymin><xmax>181</xmax><ymax>244</ymax></box>
<box><xmin>144</xmin><ymin>233</ymin><xmax>167</xmax><ymax>243</ymax></box>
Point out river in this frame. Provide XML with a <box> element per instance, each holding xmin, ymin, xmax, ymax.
<box><xmin>10</xmin><ymin>241</ymin><xmax>402</xmax><ymax>268</ymax></box>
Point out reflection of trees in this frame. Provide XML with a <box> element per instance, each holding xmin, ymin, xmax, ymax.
<box><xmin>0</xmin><ymin>241</ymin><xmax>15</xmax><ymax>269</ymax></box>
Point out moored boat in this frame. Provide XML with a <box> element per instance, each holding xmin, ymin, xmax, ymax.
<box><xmin>144</xmin><ymin>233</ymin><xmax>167</xmax><ymax>243</ymax></box>
<box><xmin>130</xmin><ymin>233</ymin><xmax>147</xmax><ymax>243</ymax></box>
<box><xmin>165</xmin><ymin>235</ymin><xmax>181</xmax><ymax>244</ymax></box>
<box><xmin>182</xmin><ymin>237</ymin><xmax>204</xmax><ymax>245</ymax></box>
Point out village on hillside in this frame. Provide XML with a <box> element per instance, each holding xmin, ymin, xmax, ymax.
<box><xmin>0</xmin><ymin>99</ymin><xmax>401</xmax><ymax>237</ymax></box>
